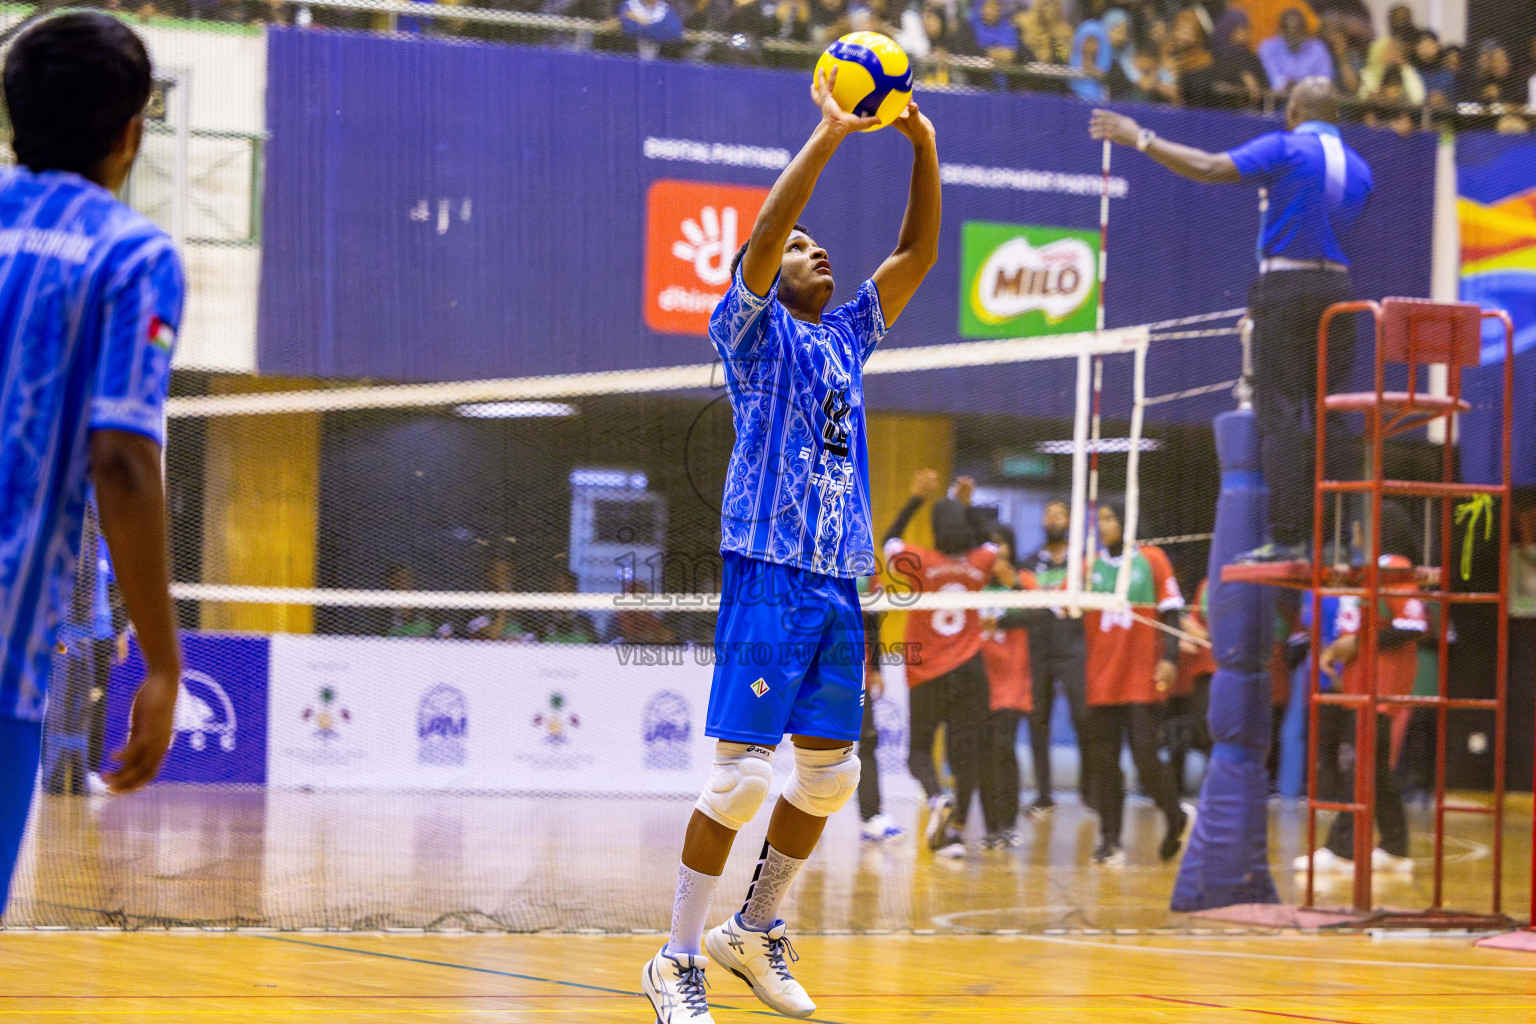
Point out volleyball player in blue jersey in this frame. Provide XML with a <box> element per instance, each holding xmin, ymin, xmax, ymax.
<box><xmin>0</xmin><ymin>14</ymin><xmax>185</xmax><ymax>915</ymax></box>
<box><xmin>642</xmin><ymin>67</ymin><xmax>941</xmax><ymax>1023</ymax></box>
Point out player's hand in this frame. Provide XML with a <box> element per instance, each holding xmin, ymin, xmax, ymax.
<box><xmin>102</xmin><ymin>667</ymin><xmax>179</xmax><ymax>794</ymax></box>
<box><xmin>993</xmin><ymin>559</ymin><xmax>1017</xmax><ymax>588</ymax></box>
<box><xmin>865</xmin><ymin>665</ymin><xmax>885</xmax><ymax>701</ymax></box>
<box><xmin>1153</xmin><ymin>658</ymin><xmax>1176</xmax><ymax>693</ymax></box>
<box><xmin>910</xmin><ymin>467</ymin><xmax>941</xmax><ymax>500</ymax></box>
<box><xmin>892</xmin><ymin>100</ymin><xmax>936</xmax><ymax>149</ymax></box>
<box><xmin>1319</xmin><ymin>635</ymin><xmax>1357</xmax><ymax>677</ymax></box>
<box><xmin>813</xmin><ymin>66</ymin><xmax>881</xmax><ymax>136</ymax></box>
<box><xmin>1089</xmin><ymin>108</ymin><xmax>1140</xmax><ymax>148</ymax></box>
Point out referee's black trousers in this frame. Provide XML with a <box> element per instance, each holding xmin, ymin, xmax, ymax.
<box><xmin>1247</xmin><ymin>269</ymin><xmax>1357</xmax><ymax>549</ymax></box>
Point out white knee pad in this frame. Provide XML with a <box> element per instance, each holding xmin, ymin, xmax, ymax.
<box><xmin>695</xmin><ymin>741</ymin><xmax>775</xmax><ymax>831</ymax></box>
<box><xmin>782</xmin><ymin>744</ymin><xmax>860</xmax><ymax>818</ymax></box>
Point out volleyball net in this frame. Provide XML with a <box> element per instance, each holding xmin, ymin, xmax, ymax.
<box><xmin>11</xmin><ymin>308</ymin><xmax>1247</xmax><ymax>931</ymax></box>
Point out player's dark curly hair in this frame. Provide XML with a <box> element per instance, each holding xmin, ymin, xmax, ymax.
<box><xmin>4</xmin><ymin>13</ymin><xmax>152</xmax><ymax>177</ymax></box>
<box><xmin>728</xmin><ymin>223</ymin><xmax>811</xmax><ymax>282</ymax></box>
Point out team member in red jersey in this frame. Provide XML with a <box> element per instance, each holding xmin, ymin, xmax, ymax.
<box><xmin>979</xmin><ymin>525</ymin><xmax>1035</xmax><ymax>849</ymax></box>
<box><xmin>1296</xmin><ymin>502</ymin><xmax>1426</xmax><ymax>877</ymax></box>
<box><xmin>885</xmin><ymin>470</ymin><xmax>997</xmax><ymax>858</ymax></box>
<box><xmin>1081</xmin><ymin>503</ymin><xmax>1191</xmax><ymax>867</ymax></box>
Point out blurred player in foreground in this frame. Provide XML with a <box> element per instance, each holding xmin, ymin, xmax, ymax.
<box><xmin>641</xmin><ymin>66</ymin><xmax>940</xmax><ymax>1023</ymax></box>
<box><xmin>0</xmin><ymin>13</ymin><xmax>185</xmax><ymax>914</ymax></box>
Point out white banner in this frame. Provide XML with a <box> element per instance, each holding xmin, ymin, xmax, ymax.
<box><xmin>269</xmin><ymin>635</ymin><xmax>717</xmax><ymax>795</ymax></box>
<box><xmin>268</xmin><ymin>634</ymin><xmax>926</xmax><ymax>798</ymax></box>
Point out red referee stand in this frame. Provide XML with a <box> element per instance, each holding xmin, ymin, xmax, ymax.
<box><xmin>1225</xmin><ymin>297</ymin><xmax>1516</xmax><ymax>927</ymax></box>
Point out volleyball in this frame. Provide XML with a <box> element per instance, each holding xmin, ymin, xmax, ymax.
<box><xmin>814</xmin><ymin>31</ymin><xmax>914</xmax><ymax>132</ymax></box>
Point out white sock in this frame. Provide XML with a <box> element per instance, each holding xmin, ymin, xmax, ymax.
<box><xmin>739</xmin><ymin>841</ymin><xmax>808</xmax><ymax>932</ymax></box>
<box><xmin>666</xmin><ymin>861</ymin><xmax>720</xmax><ymax>956</ymax></box>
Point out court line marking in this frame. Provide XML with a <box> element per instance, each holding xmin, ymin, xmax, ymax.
<box><xmin>1017</xmin><ymin>933</ymin><xmax>1536</xmax><ymax>972</ymax></box>
<box><xmin>260</xmin><ymin>935</ymin><xmax>854</xmax><ymax>1024</ymax></box>
<box><xmin>1144</xmin><ymin>994</ymin><xmax>1369</xmax><ymax>1024</ymax></box>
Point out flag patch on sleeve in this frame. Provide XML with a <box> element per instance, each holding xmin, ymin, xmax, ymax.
<box><xmin>149</xmin><ymin>315</ymin><xmax>175</xmax><ymax>350</ymax></box>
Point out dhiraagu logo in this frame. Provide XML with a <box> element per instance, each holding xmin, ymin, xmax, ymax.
<box><xmin>960</xmin><ymin>222</ymin><xmax>1099</xmax><ymax>339</ymax></box>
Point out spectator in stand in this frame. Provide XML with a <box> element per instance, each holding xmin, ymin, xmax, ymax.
<box><xmin>1019</xmin><ymin>0</ymin><xmax>1074</xmax><ymax>66</ymax></box>
<box><xmin>717</xmin><ymin>0</ymin><xmax>778</xmax><ymax>62</ymax></box>
<box><xmin>1414</xmin><ymin>31</ymin><xmax>1456</xmax><ymax>109</ymax></box>
<box><xmin>1232</xmin><ymin>0</ymin><xmax>1318</xmax><ymax>47</ymax></box>
<box><xmin>1259</xmin><ymin>8</ymin><xmax>1335</xmax><ymax>91</ymax></box>
<box><xmin>1121</xmin><ymin>41</ymin><xmax>1179</xmax><ymax>102</ymax></box>
<box><xmin>1367</xmin><ymin>2</ymin><xmax>1419</xmax><ymax>67</ymax></box>
<box><xmin>971</xmin><ymin>0</ymin><xmax>1024</xmax><ymax>65</ymax></box>
<box><xmin>1318</xmin><ymin>12</ymin><xmax>1365</xmax><ymax>94</ymax></box>
<box><xmin>1361</xmin><ymin>66</ymin><xmax>1417</xmax><ymax>134</ymax></box>
<box><xmin>1069</xmin><ymin>19</ymin><xmax>1113</xmax><ymax>100</ymax></box>
<box><xmin>1203</xmin><ymin>10</ymin><xmax>1267</xmax><ymax>110</ymax></box>
<box><xmin>1462</xmin><ymin>38</ymin><xmax>1521</xmax><ymax>106</ymax></box>
<box><xmin>849</xmin><ymin>0</ymin><xmax>900</xmax><ymax>36</ymax></box>
<box><xmin>1360</xmin><ymin>35</ymin><xmax>1424</xmax><ymax>107</ymax></box>
<box><xmin>772</xmin><ymin>0</ymin><xmax>814</xmax><ymax>44</ymax></box>
<box><xmin>1170</xmin><ymin>9</ymin><xmax>1220</xmax><ymax>108</ymax></box>
<box><xmin>1101</xmin><ymin>8</ymin><xmax>1136</xmax><ymax>86</ymax></box>
<box><xmin>896</xmin><ymin>0</ymin><xmax>931</xmax><ymax>58</ymax></box>
<box><xmin>919</xmin><ymin>7</ymin><xmax>980</xmax><ymax>86</ymax></box>
<box><xmin>808</xmin><ymin>0</ymin><xmax>850</xmax><ymax>44</ymax></box>
<box><xmin>619</xmin><ymin>0</ymin><xmax>685</xmax><ymax>60</ymax></box>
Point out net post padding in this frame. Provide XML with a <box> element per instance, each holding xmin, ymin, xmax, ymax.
<box><xmin>1171</xmin><ymin>407</ymin><xmax>1280</xmax><ymax>912</ymax></box>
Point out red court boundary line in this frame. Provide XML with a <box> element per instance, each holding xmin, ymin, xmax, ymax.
<box><xmin>1144</xmin><ymin>995</ymin><xmax>1370</xmax><ymax>1024</ymax></box>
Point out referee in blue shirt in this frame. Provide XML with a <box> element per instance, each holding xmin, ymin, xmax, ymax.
<box><xmin>1091</xmin><ymin>79</ymin><xmax>1374</xmax><ymax>563</ymax></box>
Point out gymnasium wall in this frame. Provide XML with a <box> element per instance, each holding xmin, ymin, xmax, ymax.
<box><xmin>257</xmin><ymin>28</ymin><xmax>1437</xmax><ymax>425</ymax></box>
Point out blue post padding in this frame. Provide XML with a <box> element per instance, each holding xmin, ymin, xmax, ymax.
<box><xmin>1172</xmin><ymin>409</ymin><xmax>1281</xmax><ymax>911</ymax></box>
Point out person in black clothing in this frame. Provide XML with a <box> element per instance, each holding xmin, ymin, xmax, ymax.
<box><xmin>1203</xmin><ymin>10</ymin><xmax>1267</xmax><ymax>110</ymax></box>
<box><xmin>884</xmin><ymin>471</ymin><xmax>1000</xmax><ymax>857</ymax></box>
<box><xmin>1296</xmin><ymin>500</ymin><xmax>1423</xmax><ymax>876</ymax></box>
<box><xmin>1019</xmin><ymin>499</ymin><xmax>1089</xmax><ymax>818</ymax></box>
<box><xmin>855</xmin><ymin>599</ymin><xmax>907</xmax><ymax>842</ymax></box>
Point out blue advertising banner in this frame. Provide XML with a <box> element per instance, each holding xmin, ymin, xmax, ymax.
<box><xmin>260</xmin><ymin>29</ymin><xmax>1434</xmax><ymax>421</ymax></box>
<box><xmin>1457</xmin><ymin>131</ymin><xmax>1536</xmax><ymax>486</ymax></box>
<box><xmin>107</xmin><ymin>633</ymin><xmax>269</xmax><ymax>785</ymax></box>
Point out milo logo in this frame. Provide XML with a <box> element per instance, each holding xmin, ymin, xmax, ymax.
<box><xmin>960</xmin><ymin>222</ymin><xmax>1099</xmax><ymax>339</ymax></box>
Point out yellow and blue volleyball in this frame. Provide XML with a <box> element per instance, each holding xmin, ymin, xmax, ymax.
<box><xmin>814</xmin><ymin>32</ymin><xmax>914</xmax><ymax>132</ymax></box>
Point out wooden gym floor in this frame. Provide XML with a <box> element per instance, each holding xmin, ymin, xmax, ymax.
<box><xmin>2</xmin><ymin>791</ymin><xmax>1532</xmax><ymax>1021</ymax></box>
<box><xmin>6</xmin><ymin>930</ymin><xmax>1536</xmax><ymax>1021</ymax></box>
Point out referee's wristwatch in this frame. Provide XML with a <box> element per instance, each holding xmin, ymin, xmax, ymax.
<box><xmin>1136</xmin><ymin>128</ymin><xmax>1157</xmax><ymax>153</ymax></box>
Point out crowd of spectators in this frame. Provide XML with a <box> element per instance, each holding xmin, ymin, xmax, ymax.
<box><xmin>118</xmin><ymin>0</ymin><xmax>1536</xmax><ymax>132</ymax></box>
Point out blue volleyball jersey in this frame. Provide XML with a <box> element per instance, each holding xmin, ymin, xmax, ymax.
<box><xmin>0</xmin><ymin>168</ymin><xmax>183</xmax><ymax>723</ymax></box>
<box><xmin>709</xmin><ymin>264</ymin><xmax>886</xmax><ymax>578</ymax></box>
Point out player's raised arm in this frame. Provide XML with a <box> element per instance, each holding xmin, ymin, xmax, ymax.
<box><xmin>738</xmin><ymin>67</ymin><xmax>879</xmax><ymax>298</ymax></box>
<box><xmin>1089</xmin><ymin>108</ymin><xmax>1239</xmax><ymax>184</ymax></box>
<box><xmin>871</xmin><ymin>101</ymin><xmax>940</xmax><ymax>327</ymax></box>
